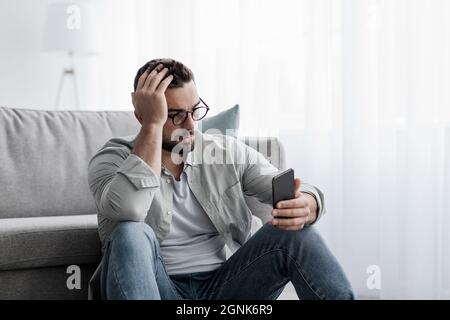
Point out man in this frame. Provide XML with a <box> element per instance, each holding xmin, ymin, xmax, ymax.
<box><xmin>88</xmin><ymin>58</ymin><xmax>354</xmax><ymax>300</ymax></box>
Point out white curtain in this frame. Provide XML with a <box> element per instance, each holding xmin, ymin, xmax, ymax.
<box><xmin>95</xmin><ymin>0</ymin><xmax>450</xmax><ymax>299</ymax></box>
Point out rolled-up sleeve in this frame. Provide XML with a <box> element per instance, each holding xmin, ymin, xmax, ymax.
<box><xmin>88</xmin><ymin>149</ymin><xmax>160</xmax><ymax>222</ymax></box>
<box><xmin>239</xmin><ymin>139</ymin><xmax>326</xmax><ymax>224</ymax></box>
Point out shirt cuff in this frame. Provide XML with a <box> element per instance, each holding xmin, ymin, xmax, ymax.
<box><xmin>117</xmin><ymin>154</ymin><xmax>160</xmax><ymax>189</ymax></box>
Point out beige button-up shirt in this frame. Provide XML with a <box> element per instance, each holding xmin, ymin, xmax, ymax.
<box><xmin>88</xmin><ymin>131</ymin><xmax>325</xmax><ymax>254</ymax></box>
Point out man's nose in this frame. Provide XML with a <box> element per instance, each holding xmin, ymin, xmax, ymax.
<box><xmin>183</xmin><ymin>112</ymin><xmax>196</xmax><ymax>129</ymax></box>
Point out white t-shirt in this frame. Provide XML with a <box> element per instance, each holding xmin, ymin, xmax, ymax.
<box><xmin>159</xmin><ymin>170</ymin><xmax>227</xmax><ymax>275</ymax></box>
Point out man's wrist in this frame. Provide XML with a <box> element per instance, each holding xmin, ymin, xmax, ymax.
<box><xmin>302</xmin><ymin>192</ymin><xmax>318</xmax><ymax>225</ymax></box>
<box><xmin>141</xmin><ymin>122</ymin><xmax>164</xmax><ymax>133</ymax></box>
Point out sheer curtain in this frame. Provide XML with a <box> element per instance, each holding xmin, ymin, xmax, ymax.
<box><xmin>97</xmin><ymin>0</ymin><xmax>450</xmax><ymax>299</ymax></box>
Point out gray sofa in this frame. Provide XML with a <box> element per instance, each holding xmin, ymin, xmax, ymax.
<box><xmin>0</xmin><ymin>106</ymin><xmax>285</xmax><ymax>300</ymax></box>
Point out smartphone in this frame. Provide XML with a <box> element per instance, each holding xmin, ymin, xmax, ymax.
<box><xmin>272</xmin><ymin>168</ymin><xmax>295</xmax><ymax>209</ymax></box>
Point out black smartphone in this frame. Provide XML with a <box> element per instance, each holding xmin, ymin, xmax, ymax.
<box><xmin>272</xmin><ymin>168</ymin><xmax>295</xmax><ymax>209</ymax></box>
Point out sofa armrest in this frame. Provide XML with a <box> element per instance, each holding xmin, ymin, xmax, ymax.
<box><xmin>239</xmin><ymin>136</ymin><xmax>286</xmax><ymax>226</ymax></box>
<box><xmin>239</xmin><ymin>136</ymin><xmax>286</xmax><ymax>171</ymax></box>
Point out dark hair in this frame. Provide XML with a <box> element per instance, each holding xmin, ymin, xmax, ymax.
<box><xmin>133</xmin><ymin>58</ymin><xmax>195</xmax><ymax>92</ymax></box>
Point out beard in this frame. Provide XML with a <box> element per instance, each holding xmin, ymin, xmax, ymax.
<box><xmin>162</xmin><ymin>134</ymin><xmax>195</xmax><ymax>157</ymax></box>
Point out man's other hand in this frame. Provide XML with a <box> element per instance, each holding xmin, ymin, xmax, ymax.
<box><xmin>271</xmin><ymin>178</ymin><xmax>318</xmax><ymax>231</ymax></box>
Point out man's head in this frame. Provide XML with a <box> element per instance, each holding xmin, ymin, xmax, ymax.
<box><xmin>133</xmin><ymin>59</ymin><xmax>206</xmax><ymax>156</ymax></box>
<box><xmin>133</xmin><ymin>58</ymin><xmax>195</xmax><ymax>92</ymax></box>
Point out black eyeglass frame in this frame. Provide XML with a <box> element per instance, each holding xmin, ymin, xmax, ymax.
<box><xmin>167</xmin><ymin>97</ymin><xmax>210</xmax><ymax>126</ymax></box>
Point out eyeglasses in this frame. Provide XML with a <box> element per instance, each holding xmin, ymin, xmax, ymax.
<box><xmin>167</xmin><ymin>97</ymin><xmax>210</xmax><ymax>126</ymax></box>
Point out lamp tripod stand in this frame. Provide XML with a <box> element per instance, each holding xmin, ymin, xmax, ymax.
<box><xmin>55</xmin><ymin>51</ymin><xmax>80</xmax><ymax>109</ymax></box>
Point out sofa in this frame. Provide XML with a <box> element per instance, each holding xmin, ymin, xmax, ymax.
<box><xmin>0</xmin><ymin>105</ymin><xmax>286</xmax><ymax>300</ymax></box>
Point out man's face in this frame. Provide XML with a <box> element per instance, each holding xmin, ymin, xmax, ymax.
<box><xmin>162</xmin><ymin>80</ymin><xmax>199</xmax><ymax>155</ymax></box>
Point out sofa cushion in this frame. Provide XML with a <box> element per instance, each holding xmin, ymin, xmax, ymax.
<box><xmin>0</xmin><ymin>106</ymin><xmax>140</xmax><ymax>219</ymax></box>
<box><xmin>200</xmin><ymin>104</ymin><xmax>240</xmax><ymax>136</ymax></box>
<box><xmin>0</xmin><ymin>264</ymin><xmax>97</xmax><ymax>300</ymax></box>
<box><xmin>0</xmin><ymin>214</ymin><xmax>101</xmax><ymax>270</ymax></box>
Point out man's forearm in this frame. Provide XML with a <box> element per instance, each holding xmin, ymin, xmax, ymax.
<box><xmin>131</xmin><ymin>123</ymin><xmax>163</xmax><ymax>176</ymax></box>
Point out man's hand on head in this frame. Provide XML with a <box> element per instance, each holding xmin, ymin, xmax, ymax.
<box><xmin>271</xmin><ymin>178</ymin><xmax>318</xmax><ymax>231</ymax></box>
<box><xmin>132</xmin><ymin>63</ymin><xmax>173</xmax><ymax>126</ymax></box>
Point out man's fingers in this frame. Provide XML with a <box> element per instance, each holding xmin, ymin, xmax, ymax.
<box><xmin>294</xmin><ymin>178</ymin><xmax>301</xmax><ymax>197</ymax></box>
<box><xmin>272</xmin><ymin>216</ymin><xmax>308</xmax><ymax>227</ymax></box>
<box><xmin>272</xmin><ymin>207</ymin><xmax>309</xmax><ymax>218</ymax></box>
<box><xmin>156</xmin><ymin>74</ymin><xmax>174</xmax><ymax>93</ymax></box>
<box><xmin>275</xmin><ymin>217</ymin><xmax>303</xmax><ymax>226</ymax></box>
<box><xmin>136</xmin><ymin>68</ymin><xmax>151</xmax><ymax>91</ymax></box>
<box><xmin>142</xmin><ymin>64</ymin><xmax>164</xmax><ymax>91</ymax></box>
<box><xmin>276</xmin><ymin>196</ymin><xmax>308</xmax><ymax>209</ymax></box>
<box><xmin>148</xmin><ymin>67</ymin><xmax>170</xmax><ymax>92</ymax></box>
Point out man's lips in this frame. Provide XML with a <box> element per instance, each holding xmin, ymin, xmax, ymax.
<box><xmin>178</xmin><ymin>135</ymin><xmax>194</xmax><ymax>143</ymax></box>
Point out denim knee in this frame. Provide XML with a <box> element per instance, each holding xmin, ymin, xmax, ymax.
<box><xmin>101</xmin><ymin>222</ymin><xmax>164</xmax><ymax>300</ymax></box>
<box><xmin>263</xmin><ymin>222</ymin><xmax>320</xmax><ymax>245</ymax></box>
<box><xmin>108</xmin><ymin>221</ymin><xmax>159</xmax><ymax>251</ymax></box>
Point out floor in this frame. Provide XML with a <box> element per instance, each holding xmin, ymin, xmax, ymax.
<box><xmin>278</xmin><ymin>282</ymin><xmax>298</xmax><ymax>300</ymax></box>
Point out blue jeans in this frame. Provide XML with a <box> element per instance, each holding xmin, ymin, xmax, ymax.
<box><xmin>100</xmin><ymin>221</ymin><xmax>355</xmax><ymax>300</ymax></box>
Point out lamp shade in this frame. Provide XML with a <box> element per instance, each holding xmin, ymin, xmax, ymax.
<box><xmin>42</xmin><ymin>2</ymin><xmax>97</xmax><ymax>54</ymax></box>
